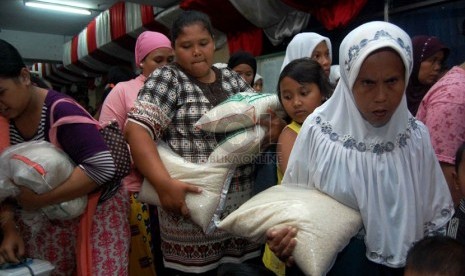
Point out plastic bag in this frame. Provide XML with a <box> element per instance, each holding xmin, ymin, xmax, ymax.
<box><xmin>0</xmin><ymin>141</ymin><xmax>87</xmax><ymax>220</ymax></box>
<box><xmin>194</xmin><ymin>92</ymin><xmax>285</xmax><ymax>133</ymax></box>
<box><xmin>208</xmin><ymin>125</ymin><xmax>266</xmax><ymax>165</ymax></box>
<box><xmin>218</xmin><ymin>185</ymin><xmax>363</xmax><ymax>276</ymax></box>
<box><xmin>137</xmin><ymin>142</ymin><xmax>235</xmax><ymax>234</ymax></box>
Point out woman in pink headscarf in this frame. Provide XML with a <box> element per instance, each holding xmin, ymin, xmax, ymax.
<box><xmin>99</xmin><ymin>31</ymin><xmax>174</xmax><ymax>275</ymax></box>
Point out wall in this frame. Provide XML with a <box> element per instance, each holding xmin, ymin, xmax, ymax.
<box><xmin>0</xmin><ymin>29</ymin><xmax>71</xmax><ymax>64</ymax></box>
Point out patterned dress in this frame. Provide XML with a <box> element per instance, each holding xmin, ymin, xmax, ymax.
<box><xmin>99</xmin><ymin>74</ymin><xmax>157</xmax><ymax>275</ymax></box>
<box><xmin>10</xmin><ymin>90</ymin><xmax>130</xmax><ymax>276</ymax></box>
<box><xmin>127</xmin><ymin>64</ymin><xmax>261</xmax><ymax>273</ymax></box>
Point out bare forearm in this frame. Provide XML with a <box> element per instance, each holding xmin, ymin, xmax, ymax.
<box><xmin>40</xmin><ymin>167</ymin><xmax>98</xmax><ymax>206</ymax></box>
<box><xmin>0</xmin><ymin>204</ymin><xmax>15</xmax><ymax>230</ymax></box>
<box><xmin>125</xmin><ymin>122</ymin><xmax>172</xmax><ymax>191</ymax></box>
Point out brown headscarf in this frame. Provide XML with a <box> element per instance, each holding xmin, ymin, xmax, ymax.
<box><xmin>406</xmin><ymin>35</ymin><xmax>449</xmax><ymax>115</ymax></box>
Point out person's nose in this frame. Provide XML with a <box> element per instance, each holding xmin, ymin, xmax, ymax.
<box><xmin>432</xmin><ymin>61</ymin><xmax>442</xmax><ymax>72</ymax></box>
<box><xmin>374</xmin><ymin>85</ymin><xmax>388</xmax><ymax>103</ymax></box>
<box><xmin>320</xmin><ymin>56</ymin><xmax>331</xmax><ymax>68</ymax></box>
<box><xmin>193</xmin><ymin>45</ymin><xmax>201</xmax><ymax>57</ymax></box>
<box><xmin>293</xmin><ymin>97</ymin><xmax>302</xmax><ymax>107</ymax></box>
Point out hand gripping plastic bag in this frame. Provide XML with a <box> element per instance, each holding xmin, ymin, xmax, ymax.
<box><xmin>218</xmin><ymin>185</ymin><xmax>363</xmax><ymax>276</ymax></box>
<box><xmin>137</xmin><ymin>142</ymin><xmax>235</xmax><ymax>234</ymax></box>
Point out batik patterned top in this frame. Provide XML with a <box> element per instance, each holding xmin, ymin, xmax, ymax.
<box><xmin>127</xmin><ymin>63</ymin><xmax>261</xmax><ymax>273</ymax></box>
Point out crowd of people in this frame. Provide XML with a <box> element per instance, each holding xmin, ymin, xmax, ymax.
<box><xmin>1</xmin><ymin>8</ymin><xmax>464</xmax><ymax>276</ymax></box>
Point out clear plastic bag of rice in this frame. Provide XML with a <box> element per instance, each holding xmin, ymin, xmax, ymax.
<box><xmin>137</xmin><ymin>141</ymin><xmax>235</xmax><ymax>234</ymax></box>
<box><xmin>194</xmin><ymin>92</ymin><xmax>285</xmax><ymax>133</ymax></box>
<box><xmin>218</xmin><ymin>185</ymin><xmax>363</xmax><ymax>276</ymax></box>
<box><xmin>0</xmin><ymin>140</ymin><xmax>87</xmax><ymax>220</ymax></box>
<box><xmin>208</xmin><ymin>125</ymin><xmax>266</xmax><ymax>165</ymax></box>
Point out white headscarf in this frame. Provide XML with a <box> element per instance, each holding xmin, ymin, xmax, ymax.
<box><xmin>254</xmin><ymin>73</ymin><xmax>263</xmax><ymax>84</ymax></box>
<box><xmin>283</xmin><ymin>21</ymin><xmax>453</xmax><ymax>268</ymax></box>
<box><xmin>328</xmin><ymin>64</ymin><xmax>340</xmax><ymax>86</ymax></box>
<box><xmin>280</xmin><ymin>32</ymin><xmax>332</xmax><ymax>72</ymax></box>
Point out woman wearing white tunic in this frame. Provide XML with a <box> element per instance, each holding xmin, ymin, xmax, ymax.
<box><xmin>268</xmin><ymin>21</ymin><xmax>454</xmax><ymax>275</ymax></box>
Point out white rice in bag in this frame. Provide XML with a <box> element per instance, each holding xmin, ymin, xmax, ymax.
<box><xmin>0</xmin><ymin>140</ymin><xmax>87</xmax><ymax>220</ymax></box>
<box><xmin>218</xmin><ymin>185</ymin><xmax>363</xmax><ymax>276</ymax></box>
<box><xmin>137</xmin><ymin>142</ymin><xmax>235</xmax><ymax>234</ymax></box>
<box><xmin>208</xmin><ymin>125</ymin><xmax>266</xmax><ymax>165</ymax></box>
<box><xmin>194</xmin><ymin>92</ymin><xmax>285</xmax><ymax>133</ymax></box>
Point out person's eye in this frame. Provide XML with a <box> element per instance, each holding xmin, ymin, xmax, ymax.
<box><xmin>200</xmin><ymin>40</ymin><xmax>210</xmax><ymax>46</ymax></box>
<box><xmin>283</xmin><ymin>94</ymin><xmax>292</xmax><ymax>100</ymax></box>
<box><xmin>361</xmin><ymin>80</ymin><xmax>375</xmax><ymax>86</ymax></box>
<box><xmin>386</xmin><ymin>77</ymin><xmax>398</xmax><ymax>85</ymax></box>
<box><xmin>168</xmin><ymin>56</ymin><xmax>175</xmax><ymax>63</ymax></box>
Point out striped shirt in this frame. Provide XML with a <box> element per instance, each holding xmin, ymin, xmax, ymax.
<box><xmin>9</xmin><ymin>90</ymin><xmax>115</xmax><ymax>186</ymax></box>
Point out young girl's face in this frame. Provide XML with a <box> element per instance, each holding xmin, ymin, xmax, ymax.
<box><xmin>174</xmin><ymin>23</ymin><xmax>215</xmax><ymax>82</ymax></box>
<box><xmin>454</xmin><ymin>150</ymin><xmax>465</xmax><ymax>197</ymax></box>
<box><xmin>352</xmin><ymin>49</ymin><xmax>405</xmax><ymax>127</ymax></box>
<box><xmin>279</xmin><ymin>76</ymin><xmax>323</xmax><ymax>124</ymax></box>
<box><xmin>253</xmin><ymin>78</ymin><xmax>263</xmax><ymax>92</ymax></box>
<box><xmin>311</xmin><ymin>41</ymin><xmax>331</xmax><ymax>77</ymax></box>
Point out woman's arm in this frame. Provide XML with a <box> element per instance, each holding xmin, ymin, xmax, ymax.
<box><xmin>277</xmin><ymin>127</ymin><xmax>298</xmax><ymax>173</ymax></box>
<box><xmin>15</xmin><ymin>167</ymin><xmax>98</xmax><ymax>210</ymax></box>
<box><xmin>0</xmin><ymin>203</ymin><xmax>25</xmax><ymax>264</ymax></box>
<box><xmin>125</xmin><ymin>121</ymin><xmax>201</xmax><ymax>217</ymax></box>
<box><xmin>17</xmin><ymin>99</ymin><xmax>117</xmax><ymax>209</ymax></box>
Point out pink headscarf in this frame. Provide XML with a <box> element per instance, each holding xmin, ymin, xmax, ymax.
<box><xmin>135</xmin><ymin>31</ymin><xmax>172</xmax><ymax>66</ymax></box>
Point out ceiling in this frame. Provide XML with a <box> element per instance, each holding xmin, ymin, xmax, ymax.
<box><xmin>0</xmin><ymin>0</ymin><xmax>159</xmax><ymax>36</ymax></box>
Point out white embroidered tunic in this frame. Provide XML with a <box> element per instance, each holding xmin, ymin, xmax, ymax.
<box><xmin>283</xmin><ymin>21</ymin><xmax>454</xmax><ymax>268</ymax></box>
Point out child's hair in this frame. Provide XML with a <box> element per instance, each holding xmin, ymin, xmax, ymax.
<box><xmin>0</xmin><ymin>39</ymin><xmax>25</xmax><ymax>78</ymax></box>
<box><xmin>277</xmin><ymin>57</ymin><xmax>333</xmax><ymax>106</ymax></box>
<box><xmin>455</xmin><ymin>142</ymin><xmax>465</xmax><ymax>173</ymax></box>
<box><xmin>171</xmin><ymin>10</ymin><xmax>214</xmax><ymax>46</ymax></box>
<box><xmin>405</xmin><ymin>236</ymin><xmax>465</xmax><ymax>276</ymax></box>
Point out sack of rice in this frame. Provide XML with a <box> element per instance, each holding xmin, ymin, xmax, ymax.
<box><xmin>208</xmin><ymin>125</ymin><xmax>266</xmax><ymax>165</ymax></box>
<box><xmin>0</xmin><ymin>141</ymin><xmax>87</xmax><ymax>220</ymax></box>
<box><xmin>194</xmin><ymin>92</ymin><xmax>285</xmax><ymax>133</ymax></box>
<box><xmin>137</xmin><ymin>141</ymin><xmax>235</xmax><ymax>234</ymax></box>
<box><xmin>218</xmin><ymin>185</ymin><xmax>363</xmax><ymax>276</ymax></box>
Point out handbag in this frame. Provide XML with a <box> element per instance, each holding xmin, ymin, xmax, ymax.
<box><xmin>48</xmin><ymin>98</ymin><xmax>131</xmax><ymax>203</ymax></box>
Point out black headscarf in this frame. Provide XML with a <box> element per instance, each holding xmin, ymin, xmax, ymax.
<box><xmin>227</xmin><ymin>51</ymin><xmax>257</xmax><ymax>86</ymax></box>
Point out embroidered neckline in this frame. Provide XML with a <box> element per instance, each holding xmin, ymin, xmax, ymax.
<box><xmin>315</xmin><ymin>116</ymin><xmax>418</xmax><ymax>155</ymax></box>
